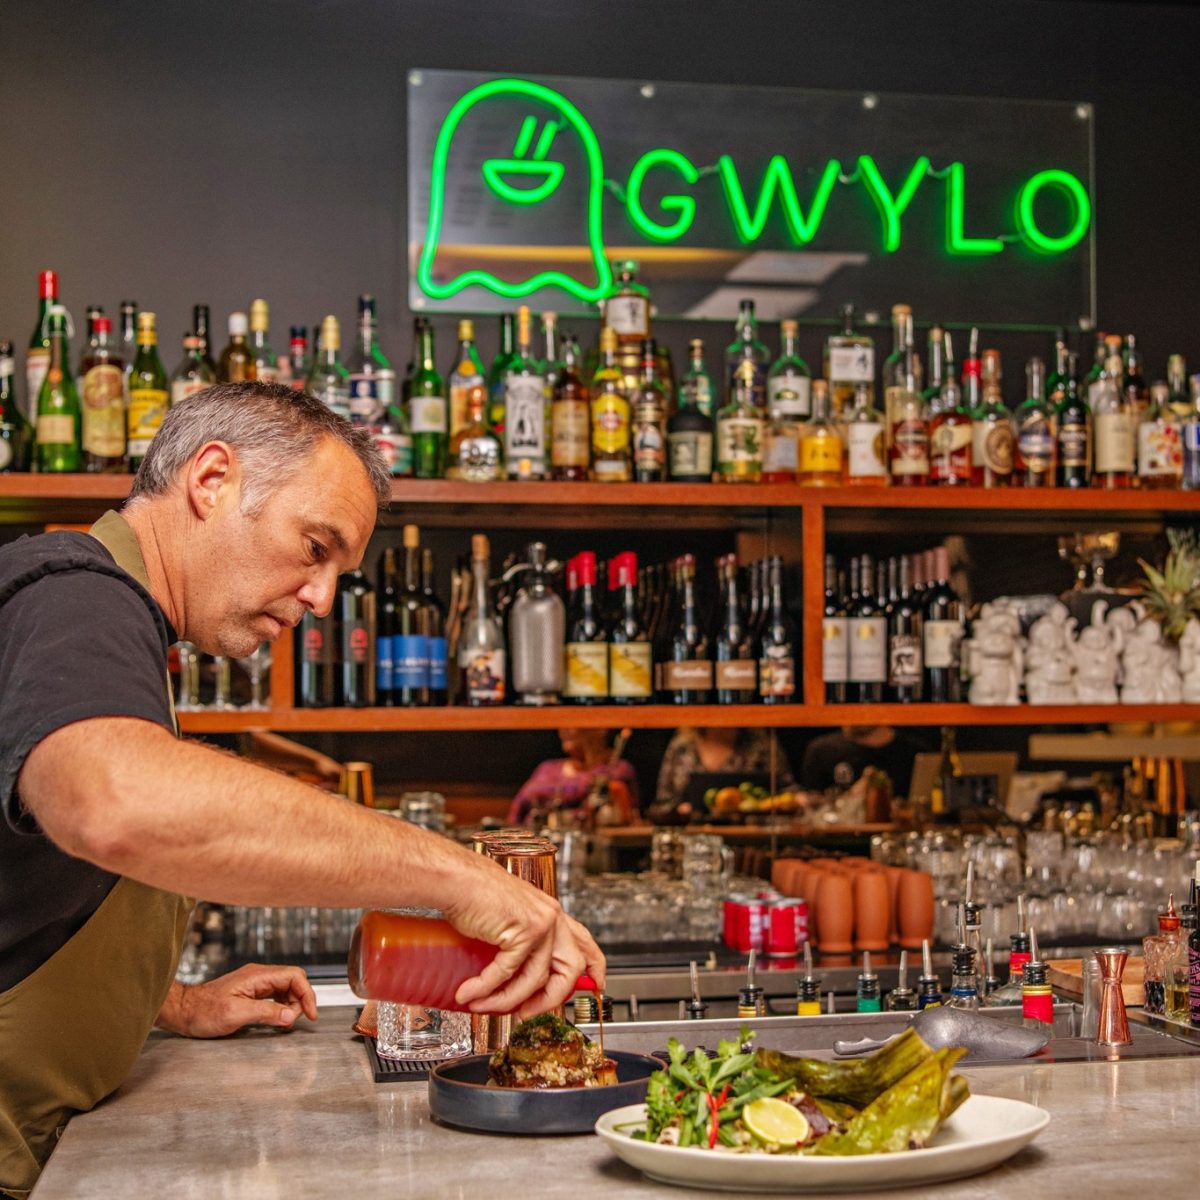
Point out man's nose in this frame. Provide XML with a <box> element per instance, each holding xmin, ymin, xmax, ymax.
<box><xmin>299</xmin><ymin>569</ymin><xmax>339</xmax><ymax>618</ymax></box>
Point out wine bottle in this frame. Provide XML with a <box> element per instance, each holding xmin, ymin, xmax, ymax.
<box><xmin>608</xmin><ymin>550</ymin><xmax>652</xmax><ymax>704</ymax></box>
<box><xmin>422</xmin><ymin>547</ymin><xmax>448</xmax><ymax>706</ymax></box>
<box><xmin>459</xmin><ymin>534</ymin><xmax>506</xmax><ymax>706</ymax></box>
<box><xmin>339</xmin><ymin>567</ymin><xmax>377</xmax><ymax>708</ymax></box>
<box><xmin>923</xmin><ymin>546</ymin><xmax>965</xmax><ymax>702</ymax></box>
<box><xmin>396</xmin><ymin>525</ymin><xmax>431</xmax><ymax>707</ymax></box>
<box><xmin>0</xmin><ymin>342</ymin><xmax>33</xmax><ymax>472</ymax></box>
<box><xmin>25</xmin><ymin>270</ymin><xmax>57</xmax><ymax>422</ymax></box>
<box><xmin>1056</xmin><ymin>353</ymin><xmax>1091</xmax><ymax>488</ymax></box>
<box><xmin>79</xmin><ymin>315</ymin><xmax>126</xmax><ymax>473</ymax></box>
<box><xmin>664</xmin><ymin>553</ymin><xmax>712</xmax><ymax>704</ymax></box>
<box><xmin>248</xmin><ymin>299</ymin><xmax>279</xmax><ymax>383</ymax></box>
<box><xmin>35</xmin><ymin>305</ymin><xmax>82</xmax><ymax>473</ymax></box>
<box><xmin>848</xmin><ymin>553</ymin><xmax>886</xmax><ymax>704</ymax></box>
<box><xmin>564</xmin><ymin>550</ymin><xmax>608</xmax><ymax>705</ymax></box>
<box><xmin>714</xmin><ymin>554</ymin><xmax>757</xmax><ymax>704</ymax></box>
<box><xmin>376</xmin><ymin>546</ymin><xmax>399</xmax><ymax>706</ymax></box>
<box><xmin>409</xmin><ymin>321</ymin><xmax>447</xmax><ymax>480</ymax></box>
<box><xmin>296</xmin><ymin>610</ymin><xmax>337</xmax><ymax>707</ymax></box>
<box><xmin>823</xmin><ymin>553</ymin><xmax>848</xmax><ymax>704</ymax></box>
<box><xmin>759</xmin><ymin>556</ymin><xmax>797</xmax><ymax>704</ymax></box>
<box><xmin>887</xmin><ymin>555</ymin><xmax>924</xmax><ymax>703</ymax></box>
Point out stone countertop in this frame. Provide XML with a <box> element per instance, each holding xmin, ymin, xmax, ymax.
<box><xmin>32</xmin><ymin>1006</ymin><xmax>1200</xmax><ymax>1199</ymax></box>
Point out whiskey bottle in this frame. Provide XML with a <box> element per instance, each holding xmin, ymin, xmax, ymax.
<box><xmin>447</xmin><ymin>319</ymin><xmax>485</xmax><ymax>437</ymax></box>
<box><xmin>631</xmin><ymin>337</ymin><xmax>668</xmax><ymax>483</ymax></box>
<box><xmin>79</xmin><ymin>316</ymin><xmax>126</xmax><ymax>472</ymax></box>
<box><xmin>716</xmin><ymin>359</ymin><xmax>765</xmax><ymax>483</ymax></box>
<box><xmin>798</xmin><ymin>379</ymin><xmax>842</xmax><ymax>486</ymax></box>
<box><xmin>503</xmin><ymin>305</ymin><xmax>547</xmax><ymax>480</ymax></box>
<box><xmin>447</xmin><ymin>384</ymin><xmax>502</xmax><ymax>481</ymax></box>
<box><xmin>667</xmin><ymin>358</ymin><xmax>714</xmax><ymax>483</ymax></box>
<box><xmin>825</xmin><ymin>302</ymin><xmax>875</xmax><ymax>417</ymax></box>
<box><xmin>1092</xmin><ymin>351</ymin><xmax>1134</xmax><ymax>489</ymax></box>
<box><xmin>1056</xmin><ymin>353</ymin><xmax>1091</xmax><ymax>487</ymax></box>
<box><xmin>550</xmin><ymin>335</ymin><xmax>591</xmax><ymax>481</ymax></box>
<box><xmin>844</xmin><ymin>382</ymin><xmax>887</xmax><ymax>485</ymax></box>
<box><xmin>590</xmin><ymin>328</ymin><xmax>632</xmax><ymax>482</ymax></box>
<box><xmin>1013</xmin><ymin>356</ymin><xmax>1057</xmax><ymax>487</ymax></box>
<box><xmin>218</xmin><ymin>311</ymin><xmax>255</xmax><ymax>383</ymax></box>
<box><xmin>928</xmin><ymin>331</ymin><xmax>972</xmax><ymax>486</ymax></box>
<box><xmin>603</xmin><ymin>259</ymin><xmax>651</xmax><ymax>347</ymax></box>
<box><xmin>887</xmin><ymin>317</ymin><xmax>928</xmax><ymax>487</ymax></box>
<box><xmin>971</xmin><ymin>349</ymin><xmax>1014</xmax><ymax>487</ymax></box>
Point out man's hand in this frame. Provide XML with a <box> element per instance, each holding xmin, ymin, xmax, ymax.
<box><xmin>443</xmin><ymin>855</ymin><xmax>605</xmax><ymax>1020</ymax></box>
<box><xmin>155</xmin><ymin>965</ymin><xmax>319</xmax><ymax>1038</ymax></box>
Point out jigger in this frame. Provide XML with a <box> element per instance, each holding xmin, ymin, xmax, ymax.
<box><xmin>1095</xmin><ymin>947</ymin><xmax>1132</xmax><ymax>1047</ymax></box>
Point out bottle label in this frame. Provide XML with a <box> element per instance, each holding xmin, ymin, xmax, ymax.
<box><xmin>822</xmin><ymin>617</ymin><xmax>849</xmax><ymax>681</ymax></box>
<box><xmin>715</xmin><ymin>659</ymin><xmax>757</xmax><ymax>690</ymax></box>
<box><xmin>315</xmin><ymin>383</ymin><xmax>351</xmax><ymax>422</ymax></box>
<box><xmin>395</xmin><ymin>634</ymin><xmax>431</xmax><ymax>689</ymax></box>
<box><xmin>828</xmin><ymin>345</ymin><xmax>874</xmax><ymax>383</ymax></box>
<box><xmin>848</xmin><ymin>617</ymin><xmax>887</xmax><ymax>682</ymax></box>
<box><xmin>551</xmin><ymin>399</ymin><xmax>591</xmax><ymax>467</ymax></box>
<box><xmin>1095</xmin><ymin>411</ymin><xmax>1135</xmax><ymax>473</ymax></box>
<box><xmin>25</xmin><ymin>350</ymin><xmax>49</xmax><ymax>421</ymax></box>
<box><xmin>975</xmin><ymin>417</ymin><xmax>1014</xmax><ymax>478</ymax></box>
<box><xmin>924</xmin><ymin>619</ymin><xmax>963</xmax><ymax>669</ymax></box>
<box><xmin>376</xmin><ymin>634</ymin><xmax>394</xmax><ymax>691</ymax></box>
<box><xmin>82</xmin><ymin>364</ymin><xmax>125</xmax><ymax>459</ymax></box>
<box><xmin>663</xmin><ymin>660</ymin><xmax>714</xmax><ymax>690</ymax></box>
<box><xmin>667</xmin><ymin>429</ymin><xmax>713</xmax><ymax>479</ymax></box>
<box><xmin>609</xmin><ymin>642</ymin><xmax>652</xmax><ymax>698</ymax></box>
<box><xmin>303</xmin><ymin>625</ymin><xmax>325</xmax><ymax>664</ymax></box>
<box><xmin>411</xmin><ymin>394</ymin><xmax>447</xmax><ymax>434</ymax></box>
<box><xmin>768</xmin><ymin>373</ymin><xmax>811</xmax><ymax>417</ymax></box>
<box><xmin>761</xmin><ymin>428</ymin><xmax>798</xmax><ymax>476</ymax></box>
<box><xmin>716</xmin><ymin>415</ymin><xmax>764</xmax><ymax>473</ymax></box>
<box><xmin>1022</xmin><ymin>985</ymin><xmax>1054</xmax><ymax>1025</ymax></box>
<box><xmin>890</xmin><ymin>418</ymin><xmax>930</xmax><ymax>477</ymax></box>
<box><xmin>929</xmin><ymin>420</ymin><xmax>972</xmax><ymax>481</ymax></box>
<box><xmin>606</xmin><ymin>296</ymin><xmax>649</xmax><ymax>338</ymax></box>
<box><xmin>1138</xmin><ymin>422</ymin><xmax>1182</xmax><ymax>478</ymax></box>
<box><xmin>428</xmin><ymin>637</ymin><xmax>447</xmax><ymax>690</ymax></box>
<box><xmin>888</xmin><ymin>633</ymin><xmax>923</xmax><ymax>688</ymax></box>
<box><xmin>565</xmin><ymin>642</ymin><xmax>608</xmax><ymax>698</ymax></box>
<box><xmin>36</xmin><ymin>413</ymin><xmax>75</xmax><ymax>446</ymax></box>
<box><xmin>451</xmin><ymin>435</ymin><xmax>501</xmax><ymax>481</ymax></box>
<box><xmin>344</xmin><ymin>620</ymin><xmax>370</xmax><ymax>665</ymax></box>
<box><xmin>127</xmin><ymin>387</ymin><xmax>168</xmax><ymax>455</ymax></box>
<box><xmin>1058</xmin><ymin>418</ymin><xmax>1090</xmax><ymax>468</ymax></box>
<box><xmin>463</xmin><ymin>648</ymin><xmax>505</xmax><ymax>703</ymax></box>
<box><xmin>1017</xmin><ymin>413</ymin><xmax>1056</xmax><ymax>476</ymax></box>
<box><xmin>592</xmin><ymin>394</ymin><xmax>631</xmax><ymax>455</ymax></box>
<box><xmin>504</xmin><ymin>375</ymin><xmax>547</xmax><ymax>470</ymax></box>
<box><xmin>373</xmin><ymin>429</ymin><xmax>413</xmax><ymax>477</ymax></box>
<box><xmin>633</xmin><ymin>403</ymin><xmax>665</xmax><ymax>474</ymax></box>
<box><xmin>799</xmin><ymin>432</ymin><xmax>843</xmax><ymax>475</ymax></box>
<box><xmin>448</xmin><ymin>372</ymin><xmax>484</xmax><ymax>435</ymax></box>
<box><xmin>683</xmin><ymin>375</ymin><xmax>714</xmax><ymax>417</ymax></box>
<box><xmin>846</xmin><ymin>422</ymin><xmax>886</xmax><ymax>479</ymax></box>
<box><xmin>348</xmin><ymin>375</ymin><xmax>383</xmax><ymax>427</ymax></box>
<box><xmin>1188</xmin><ymin>941</ymin><xmax>1200</xmax><ymax>1023</ymax></box>
<box><xmin>171</xmin><ymin>378</ymin><xmax>209</xmax><ymax>407</ymax></box>
<box><xmin>759</xmin><ymin>648</ymin><xmax>795</xmax><ymax>697</ymax></box>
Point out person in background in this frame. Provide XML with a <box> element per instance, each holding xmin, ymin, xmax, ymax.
<box><xmin>801</xmin><ymin>725</ymin><xmax>934</xmax><ymax>800</ymax></box>
<box><xmin>649</xmin><ymin>727</ymin><xmax>797</xmax><ymax>824</ymax></box>
<box><xmin>509</xmin><ymin>728</ymin><xmax>638</xmax><ymax>826</ymax></box>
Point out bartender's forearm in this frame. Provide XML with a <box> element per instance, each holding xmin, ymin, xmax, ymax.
<box><xmin>19</xmin><ymin>717</ymin><xmax>482</xmax><ymax>911</ymax></box>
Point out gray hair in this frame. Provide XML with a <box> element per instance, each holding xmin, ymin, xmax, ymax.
<box><xmin>127</xmin><ymin>382</ymin><xmax>392</xmax><ymax>516</ymax></box>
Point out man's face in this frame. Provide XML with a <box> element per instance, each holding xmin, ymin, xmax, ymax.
<box><xmin>185</xmin><ymin>437</ymin><xmax>377</xmax><ymax>657</ymax></box>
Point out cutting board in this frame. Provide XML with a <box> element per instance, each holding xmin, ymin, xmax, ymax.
<box><xmin>1048</xmin><ymin>956</ymin><xmax>1144</xmax><ymax>1006</ymax></box>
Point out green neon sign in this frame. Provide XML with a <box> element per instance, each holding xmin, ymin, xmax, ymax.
<box><xmin>626</xmin><ymin>149</ymin><xmax>699</xmax><ymax>241</ymax></box>
<box><xmin>1015</xmin><ymin>169</ymin><xmax>1093</xmax><ymax>254</ymax></box>
<box><xmin>945</xmin><ymin>163</ymin><xmax>1004</xmax><ymax>255</ymax></box>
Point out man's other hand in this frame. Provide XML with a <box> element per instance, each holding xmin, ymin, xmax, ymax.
<box><xmin>156</xmin><ymin>964</ymin><xmax>319</xmax><ymax>1038</ymax></box>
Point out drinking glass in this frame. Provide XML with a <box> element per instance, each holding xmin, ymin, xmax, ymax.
<box><xmin>399</xmin><ymin>791</ymin><xmax>446</xmax><ymax>832</ymax></box>
<box><xmin>236</xmin><ymin>642</ymin><xmax>272</xmax><ymax>710</ymax></box>
<box><xmin>209</xmin><ymin>655</ymin><xmax>237</xmax><ymax>710</ymax></box>
<box><xmin>681</xmin><ymin>834</ymin><xmax>734</xmax><ymax>896</ymax></box>
<box><xmin>175</xmin><ymin>641</ymin><xmax>201</xmax><ymax>710</ymax></box>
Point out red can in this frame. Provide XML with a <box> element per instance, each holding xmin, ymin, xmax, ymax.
<box><xmin>723</xmin><ymin>894</ymin><xmax>767</xmax><ymax>952</ymax></box>
<box><xmin>764</xmin><ymin>897</ymin><xmax>809</xmax><ymax>958</ymax></box>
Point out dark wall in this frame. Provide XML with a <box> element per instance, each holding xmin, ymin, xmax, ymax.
<box><xmin>1</xmin><ymin>0</ymin><xmax>1199</xmax><ymax>387</ymax></box>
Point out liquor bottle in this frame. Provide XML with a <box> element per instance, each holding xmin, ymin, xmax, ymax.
<box><xmin>928</xmin><ymin>330</ymin><xmax>972</xmax><ymax>486</ymax></box>
<box><xmin>759</xmin><ymin>556</ymin><xmax>796</xmax><ymax>704</ymax></box>
<box><xmin>296</xmin><ymin>609</ymin><xmax>337</xmax><ymax>707</ymax></box>
<box><xmin>0</xmin><ymin>342</ymin><xmax>33</xmax><ymax>472</ymax></box>
<box><xmin>287</xmin><ymin>326</ymin><xmax>310</xmax><ymax>392</ymax></box>
<box><xmin>971</xmin><ymin>349</ymin><xmax>1014</xmax><ymax>486</ymax></box>
<box><xmin>25</xmin><ymin>270</ymin><xmax>57</xmax><ymax>421</ymax></box>
<box><xmin>339</xmin><ymin>567</ymin><xmax>377</xmax><ymax>708</ymax></box>
<box><xmin>767</xmin><ymin>319</ymin><xmax>812</xmax><ymax>419</ymax></box>
<box><xmin>798</xmin><ymin>379</ymin><xmax>842</xmax><ymax>486</ymax></box>
<box><xmin>823</xmin><ymin>553</ymin><xmax>848</xmax><ymax>703</ymax></box>
<box><xmin>346</xmin><ymin>295</ymin><xmax>394</xmax><ymax>429</ymax></box>
<box><xmin>960</xmin><ymin>326</ymin><xmax>982</xmax><ymax>419</ymax></box>
<box><xmin>374</xmin><ymin>401</ymin><xmax>413</xmax><ymax>480</ymax></box>
<box><xmin>921</xmin><ymin>325</ymin><xmax>946</xmax><ymax>404</ymax></box>
<box><xmin>1056</xmin><ymin>354</ymin><xmax>1091</xmax><ymax>488</ymax></box>
<box><xmin>564</xmin><ymin>551</ymin><xmax>608</xmax><ymax>704</ymax></box>
<box><xmin>307</xmin><ymin>316</ymin><xmax>351</xmax><ymax>421</ymax></box>
<box><xmin>1082</xmin><ymin>330</ymin><xmax>1107</xmax><ymax>392</ymax></box>
<box><xmin>1044</xmin><ymin>329</ymin><xmax>1071</xmax><ymax>407</ymax></box>
<box><xmin>459</xmin><ymin>534</ymin><xmax>506</xmax><ymax>706</ymax></box>
<box><xmin>923</xmin><ymin>546</ymin><xmax>965</xmax><ymax>702</ymax></box>
<box><xmin>192</xmin><ymin>304</ymin><xmax>218</xmax><ymax>376</ymax></box>
<box><xmin>79</xmin><ymin>316</ymin><xmax>126</xmax><ymax>472</ymax></box>
<box><xmin>662</xmin><ymin>553</ymin><xmax>711</xmax><ymax>703</ymax></box>
<box><xmin>1182</xmin><ymin>384</ymin><xmax>1200</xmax><ymax>492</ymax></box>
<box><xmin>680</xmin><ymin>338</ymin><xmax>717</xmax><ymax>420</ymax></box>
<box><xmin>667</xmin><ymin>360</ymin><xmax>714</xmax><ymax>483</ymax></box>
<box><xmin>1123</xmin><ymin>333</ymin><xmax>1149</xmax><ymax>419</ymax></box>
<box><xmin>447</xmin><ymin>384</ymin><xmax>502</xmax><ymax>481</ymax></box>
<box><xmin>603</xmin><ymin>259</ymin><xmax>651</xmax><ymax>347</ymax></box>
<box><xmin>988</xmin><ymin>897</ymin><xmax>1031</xmax><ymax>1006</ymax></box>
<box><xmin>716</xmin><ymin>359</ymin><xmax>765</xmax><ymax>483</ymax></box>
<box><xmin>843</xmin><ymin>382</ymin><xmax>887</xmax><ymax>486</ymax></box>
<box><xmin>409</xmin><ymin>321</ymin><xmax>448</xmax><ymax>480</ymax></box>
<box><xmin>120</xmin><ymin>301</ymin><xmax>139</xmax><ymax>394</ymax></box>
<box><xmin>825</xmin><ymin>303</ymin><xmax>875</xmax><ymax>417</ymax></box>
<box><xmin>947</xmin><ymin>944</ymin><xmax>979</xmax><ymax>1010</ymax></box>
<box><xmin>631</xmin><ymin>337</ymin><xmax>667</xmax><ymax>483</ymax></box>
<box><xmin>848</xmin><ymin>553</ymin><xmax>886</xmax><ymax>703</ymax></box>
<box><xmin>1092</xmin><ymin>351</ymin><xmax>1134</xmax><ymax>489</ymax></box>
<box><xmin>422</xmin><ymin>548</ymin><xmax>448</xmax><ymax>705</ymax></box>
<box><xmin>881</xmin><ymin>303</ymin><xmax>914</xmax><ymax>392</ymax></box>
<box><xmin>724</xmin><ymin>299</ymin><xmax>769</xmax><ymax>406</ymax></box>
<box><xmin>930</xmin><ymin>726</ymin><xmax>962</xmax><ymax>818</ymax></box>
<box><xmin>917</xmin><ymin>939</ymin><xmax>943</xmax><ymax>1009</ymax></box>
<box><xmin>550</xmin><ymin>335</ymin><xmax>591</xmax><ymax>481</ymax></box>
<box><xmin>608</xmin><ymin>551</ymin><xmax>652</xmax><ymax>704</ymax></box>
<box><xmin>539</xmin><ymin>311</ymin><xmax>564</xmax><ymax>401</ymax></box>
<box><xmin>218</xmin><ymin>311</ymin><xmax>255</xmax><ymax>383</ymax></box>
<box><xmin>1020</xmin><ymin>930</ymin><xmax>1054</xmax><ymax>1030</ymax></box>
<box><xmin>590</xmin><ymin>328</ymin><xmax>631</xmax><ymax>482</ymax></box>
<box><xmin>391</xmin><ymin>525</ymin><xmax>429</xmax><ymax>706</ymax></box>
<box><xmin>126</xmin><ymin>312</ymin><xmax>169</xmax><ymax>471</ymax></box>
<box><xmin>447</xmin><ymin>319</ymin><xmax>485</xmax><ymax>436</ymax></box>
<box><xmin>248</xmin><ymin>299</ymin><xmax>279</xmax><ymax>383</ymax></box>
<box><xmin>503</xmin><ymin>305</ymin><xmax>547</xmax><ymax>480</ymax></box>
<box><xmin>34</xmin><ymin>306</ymin><xmax>81</xmax><ymax>473</ymax></box>
<box><xmin>1013</xmin><ymin>356</ymin><xmax>1057</xmax><ymax>487</ymax></box>
<box><xmin>1188</xmin><ymin>862</ymin><xmax>1200</xmax><ymax>1026</ymax></box>
<box><xmin>486</xmin><ymin>313</ymin><xmax>516</xmax><ymax>436</ymax></box>
<box><xmin>855</xmin><ymin>952</ymin><xmax>882</xmax><ymax>1013</ymax></box>
<box><xmin>376</xmin><ymin>546</ymin><xmax>399</xmax><ymax>706</ymax></box>
<box><xmin>1137</xmin><ymin>381</ymin><xmax>1183</xmax><ymax>489</ymax></box>
<box><xmin>170</xmin><ymin>334</ymin><xmax>216</xmax><ymax>408</ymax></box>
<box><xmin>762</xmin><ymin>391</ymin><xmax>801</xmax><ymax>483</ymax></box>
<box><xmin>1165</xmin><ymin>877</ymin><xmax>1197</xmax><ymax>1022</ymax></box>
<box><xmin>887</xmin><ymin>555</ymin><xmax>923</xmax><ymax>702</ymax></box>
<box><xmin>1167</xmin><ymin>354</ymin><xmax>1191</xmax><ymax>421</ymax></box>
<box><xmin>714</xmin><ymin>554</ymin><xmax>756</xmax><ymax>704</ymax></box>
<box><xmin>887</xmin><ymin>318</ymin><xmax>929</xmax><ymax>486</ymax></box>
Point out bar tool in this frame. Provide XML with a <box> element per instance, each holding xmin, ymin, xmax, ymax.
<box><xmin>1095</xmin><ymin>946</ymin><xmax>1132</xmax><ymax>1047</ymax></box>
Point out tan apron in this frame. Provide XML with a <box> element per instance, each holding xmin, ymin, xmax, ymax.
<box><xmin>0</xmin><ymin>511</ymin><xmax>193</xmax><ymax>1198</ymax></box>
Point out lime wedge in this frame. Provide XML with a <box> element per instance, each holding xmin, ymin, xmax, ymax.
<box><xmin>742</xmin><ymin>1097</ymin><xmax>810</xmax><ymax>1147</ymax></box>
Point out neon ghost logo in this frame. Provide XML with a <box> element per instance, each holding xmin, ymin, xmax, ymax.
<box><xmin>417</xmin><ymin>78</ymin><xmax>613</xmax><ymax>304</ymax></box>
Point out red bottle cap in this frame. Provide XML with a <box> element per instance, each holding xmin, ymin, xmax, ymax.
<box><xmin>610</xmin><ymin>551</ymin><xmax>637</xmax><ymax>589</ymax></box>
<box><xmin>95</xmin><ymin>317</ymin><xmax>112</xmax><ymax>334</ymax></box>
<box><xmin>576</xmin><ymin>975</ymin><xmax>598</xmax><ymax>992</ymax></box>
<box><xmin>39</xmin><ymin>270</ymin><xmax>57</xmax><ymax>300</ymax></box>
<box><xmin>576</xmin><ymin>550</ymin><xmax>597</xmax><ymax>587</ymax></box>
<box><xmin>565</xmin><ymin>555</ymin><xmax>580</xmax><ymax>593</ymax></box>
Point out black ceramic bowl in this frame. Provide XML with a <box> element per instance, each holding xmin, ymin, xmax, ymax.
<box><xmin>428</xmin><ymin>1051</ymin><xmax>662</xmax><ymax>1135</ymax></box>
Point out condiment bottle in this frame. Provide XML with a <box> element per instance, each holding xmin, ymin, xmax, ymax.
<box><xmin>856</xmin><ymin>951</ymin><xmax>882</xmax><ymax>1013</ymax></box>
<box><xmin>885</xmin><ymin>950</ymin><xmax>918</xmax><ymax>1012</ymax></box>
<box><xmin>737</xmin><ymin>950</ymin><xmax>767</xmax><ymax>1018</ymax></box>
<box><xmin>1021</xmin><ymin>927</ymin><xmax>1054</xmax><ymax>1030</ymax></box>
<box><xmin>796</xmin><ymin>943</ymin><xmax>822</xmax><ymax>1016</ymax></box>
<box><xmin>917</xmin><ymin>938</ymin><xmax>943</xmax><ymax>1008</ymax></box>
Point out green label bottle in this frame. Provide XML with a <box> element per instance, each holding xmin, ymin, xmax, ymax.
<box><xmin>35</xmin><ymin>305</ymin><xmax>82</xmax><ymax>473</ymax></box>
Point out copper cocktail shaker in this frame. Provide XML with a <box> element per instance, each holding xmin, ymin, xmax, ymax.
<box><xmin>1095</xmin><ymin>947</ymin><xmax>1132</xmax><ymax>1048</ymax></box>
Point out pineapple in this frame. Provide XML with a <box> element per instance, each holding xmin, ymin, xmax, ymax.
<box><xmin>1138</xmin><ymin>541</ymin><xmax>1200</xmax><ymax>641</ymax></box>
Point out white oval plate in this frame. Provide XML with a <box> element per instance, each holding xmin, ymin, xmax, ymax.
<box><xmin>595</xmin><ymin>1094</ymin><xmax>1049</xmax><ymax>1193</ymax></box>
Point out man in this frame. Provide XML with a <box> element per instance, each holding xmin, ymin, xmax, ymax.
<box><xmin>0</xmin><ymin>382</ymin><xmax>604</xmax><ymax>1197</ymax></box>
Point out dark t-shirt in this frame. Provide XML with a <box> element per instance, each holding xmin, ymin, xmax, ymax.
<box><xmin>800</xmin><ymin>729</ymin><xmax>935</xmax><ymax>799</ymax></box>
<box><xmin>0</xmin><ymin>531</ymin><xmax>176</xmax><ymax>992</ymax></box>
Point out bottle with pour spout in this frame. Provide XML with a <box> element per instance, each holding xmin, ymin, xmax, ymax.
<box><xmin>507</xmin><ymin>541</ymin><xmax>565</xmax><ymax>705</ymax></box>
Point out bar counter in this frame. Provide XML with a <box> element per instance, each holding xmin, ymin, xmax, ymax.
<box><xmin>32</xmin><ymin>1004</ymin><xmax>1200</xmax><ymax>1198</ymax></box>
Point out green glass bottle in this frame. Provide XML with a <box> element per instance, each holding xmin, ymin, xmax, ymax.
<box><xmin>487</xmin><ymin>312</ymin><xmax>516</xmax><ymax>436</ymax></box>
<box><xmin>0</xmin><ymin>340</ymin><xmax>34</xmax><ymax>472</ymax></box>
<box><xmin>126</xmin><ymin>312</ymin><xmax>170</xmax><ymax>471</ymax></box>
<box><xmin>408</xmin><ymin>321</ymin><xmax>447</xmax><ymax>479</ymax></box>
<box><xmin>35</xmin><ymin>305</ymin><xmax>82</xmax><ymax>472</ymax></box>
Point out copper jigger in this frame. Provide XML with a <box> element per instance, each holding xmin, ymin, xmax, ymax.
<box><xmin>471</xmin><ymin>838</ymin><xmax>560</xmax><ymax>1054</ymax></box>
<box><xmin>1095</xmin><ymin>947</ymin><xmax>1132</xmax><ymax>1047</ymax></box>
<box><xmin>340</xmin><ymin>762</ymin><xmax>375</xmax><ymax>808</ymax></box>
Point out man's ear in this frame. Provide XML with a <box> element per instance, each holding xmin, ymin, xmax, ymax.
<box><xmin>185</xmin><ymin>442</ymin><xmax>237</xmax><ymax>520</ymax></box>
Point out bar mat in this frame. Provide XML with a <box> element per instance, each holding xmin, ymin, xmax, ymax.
<box><xmin>363</xmin><ymin>1035</ymin><xmax>457</xmax><ymax>1083</ymax></box>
